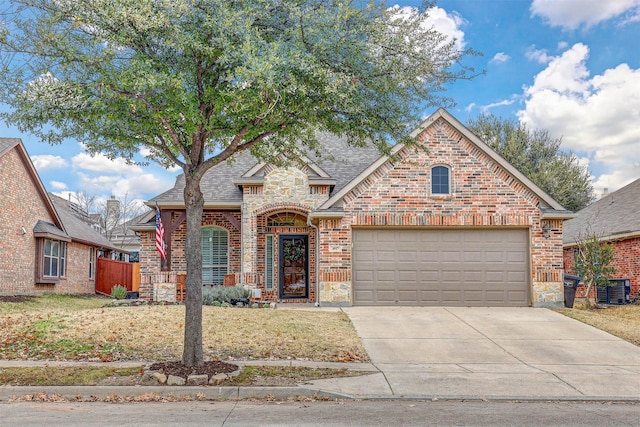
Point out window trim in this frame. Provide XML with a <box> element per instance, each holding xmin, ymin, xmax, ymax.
<box><xmin>431</xmin><ymin>164</ymin><xmax>452</xmax><ymax>196</ymax></box>
<box><xmin>35</xmin><ymin>237</ymin><xmax>68</xmax><ymax>284</ymax></box>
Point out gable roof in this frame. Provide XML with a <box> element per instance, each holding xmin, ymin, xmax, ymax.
<box><xmin>150</xmin><ymin>132</ymin><xmax>381</xmax><ymax>208</ymax></box>
<box><xmin>49</xmin><ymin>194</ymin><xmax>121</xmax><ymax>251</ymax></box>
<box><xmin>563</xmin><ymin>177</ymin><xmax>640</xmax><ymax>246</ymax></box>
<box><xmin>318</xmin><ymin>108</ymin><xmax>573</xmax><ymax>218</ymax></box>
<box><xmin>0</xmin><ymin>138</ymin><xmax>65</xmax><ymax>228</ymax></box>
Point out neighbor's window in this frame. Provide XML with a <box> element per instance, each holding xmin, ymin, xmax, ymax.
<box><xmin>43</xmin><ymin>239</ymin><xmax>66</xmax><ymax>278</ymax></box>
<box><xmin>89</xmin><ymin>247</ymin><xmax>95</xmax><ymax>279</ymax></box>
<box><xmin>35</xmin><ymin>238</ymin><xmax>67</xmax><ymax>283</ymax></box>
<box><xmin>431</xmin><ymin>165</ymin><xmax>451</xmax><ymax>195</ymax></box>
<box><xmin>201</xmin><ymin>226</ymin><xmax>228</xmax><ymax>285</ymax></box>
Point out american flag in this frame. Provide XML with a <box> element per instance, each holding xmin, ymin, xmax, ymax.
<box><xmin>155</xmin><ymin>203</ymin><xmax>166</xmax><ymax>259</ymax></box>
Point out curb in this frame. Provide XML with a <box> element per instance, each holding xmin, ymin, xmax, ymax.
<box><xmin>0</xmin><ymin>385</ymin><xmax>349</xmax><ymax>401</ymax></box>
<box><xmin>1</xmin><ymin>385</ymin><xmax>638</xmax><ymax>403</ymax></box>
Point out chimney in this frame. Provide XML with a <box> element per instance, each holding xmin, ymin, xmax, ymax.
<box><xmin>601</xmin><ymin>188</ymin><xmax>609</xmax><ymax>199</ymax></box>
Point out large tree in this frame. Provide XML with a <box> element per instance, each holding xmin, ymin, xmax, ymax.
<box><xmin>467</xmin><ymin>114</ymin><xmax>594</xmax><ymax>212</ymax></box>
<box><xmin>0</xmin><ymin>0</ymin><xmax>478</xmax><ymax>366</ymax></box>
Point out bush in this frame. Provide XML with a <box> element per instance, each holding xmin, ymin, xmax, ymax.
<box><xmin>111</xmin><ymin>285</ymin><xmax>127</xmax><ymax>300</ymax></box>
<box><xmin>202</xmin><ymin>285</ymin><xmax>252</xmax><ymax>306</ymax></box>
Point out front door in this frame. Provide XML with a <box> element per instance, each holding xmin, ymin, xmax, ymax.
<box><xmin>279</xmin><ymin>235</ymin><xmax>308</xmax><ymax>299</ymax></box>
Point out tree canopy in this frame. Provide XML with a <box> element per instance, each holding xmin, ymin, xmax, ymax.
<box><xmin>0</xmin><ymin>0</ymin><xmax>479</xmax><ymax>366</ymax></box>
<box><xmin>466</xmin><ymin>114</ymin><xmax>594</xmax><ymax>212</ymax></box>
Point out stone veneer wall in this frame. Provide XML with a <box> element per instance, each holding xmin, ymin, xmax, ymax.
<box><xmin>317</xmin><ymin>118</ymin><xmax>564</xmax><ymax>306</ymax></box>
<box><xmin>241</xmin><ymin>167</ymin><xmax>329</xmax><ymax>286</ymax></box>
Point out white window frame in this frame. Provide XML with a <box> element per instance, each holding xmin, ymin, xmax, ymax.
<box><xmin>431</xmin><ymin>164</ymin><xmax>451</xmax><ymax>195</ymax></box>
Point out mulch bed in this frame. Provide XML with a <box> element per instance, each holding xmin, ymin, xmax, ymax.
<box><xmin>148</xmin><ymin>360</ymin><xmax>239</xmax><ymax>379</ymax></box>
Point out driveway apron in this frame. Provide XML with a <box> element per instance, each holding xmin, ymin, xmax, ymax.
<box><xmin>326</xmin><ymin>307</ymin><xmax>640</xmax><ymax>400</ymax></box>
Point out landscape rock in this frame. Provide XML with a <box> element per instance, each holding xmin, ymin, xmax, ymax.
<box><xmin>167</xmin><ymin>375</ymin><xmax>186</xmax><ymax>386</ymax></box>
<box><xmin>152</xmin><ymin>372</ymin><xmax>167</xmax><ymax>384</ymax></box>
<box><xmin>186</xmin><ymin>374</ymin><xmax>209</xmax><ymax>386</ymax></box>
<box><xmin>140</xmin><ymin>371</ymin><xmax>161</xmax><ymax>386</ymax></box>
<box><xmin>209</xmin><ymin>373</ymin><xmax>228</xmax><ymax>385</ymax></box>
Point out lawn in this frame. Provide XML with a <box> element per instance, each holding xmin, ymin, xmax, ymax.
<box><xmin>0</xmin><ymin>294</ymin><xmax>368</xmax><ymax>363</ymax></box>
<box><xmin>553</xmin><ymin>303</ymin><xmax>640</xmax><ymax>346</ymax></box>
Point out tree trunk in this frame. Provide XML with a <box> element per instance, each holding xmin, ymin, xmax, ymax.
<box><xmin>182</xmin><ymin>174</ymin><xmax>204</xmax><ymax>367</ymax></box>
<box><xmin>584</xmin><ymin>281</ymin><xmax>594</xmax><ymax>309</ymax></box>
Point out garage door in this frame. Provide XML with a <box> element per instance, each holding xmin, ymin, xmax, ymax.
<box><xmin>352</xmin><ymin>228</ymin><xmax>529</xmax><ymax>306</ymax></box>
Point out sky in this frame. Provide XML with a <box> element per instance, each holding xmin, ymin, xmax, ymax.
<box><xmin>2</xmin><ymin>0</ymin><xmax>640</xmax><ymax>208</ymax></box>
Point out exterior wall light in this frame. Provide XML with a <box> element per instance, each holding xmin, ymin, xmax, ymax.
<box><xmin>541</xmin><ymin>221</ymin><xmax>551</xmax><ymax>239</ymax></box>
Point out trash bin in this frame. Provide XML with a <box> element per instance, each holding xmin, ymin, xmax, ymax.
<box><xmin>563</xmin><ymin>274</ymin><xmax>581</xmax><ymax>308</ymax></box>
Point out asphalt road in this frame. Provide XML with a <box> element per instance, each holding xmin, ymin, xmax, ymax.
<box><xmin>1</xmin><ymin>400</ymin><xmax>638</xmax><ymax>426</ymax></box>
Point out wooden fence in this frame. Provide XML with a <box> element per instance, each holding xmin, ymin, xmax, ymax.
<box><xmin>96</xmin><ymin>258</ymin><xmax>140</xmax><ymax>296</ymax></box>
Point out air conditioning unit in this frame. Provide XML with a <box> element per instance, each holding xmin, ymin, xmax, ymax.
<box><xmin>596</xmin><ymin>279</ymin><xmax>631</xmax><ymax>304</ymax></box>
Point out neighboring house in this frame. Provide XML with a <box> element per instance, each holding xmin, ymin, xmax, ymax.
<box><xmin>0</xmin><ymin>138</ymin><xmax>119</xmax><ymax>295</ymax></box>
<box><xmin>133</xmin><ymin>109</ymin><xmax>573</xmax><ymax>307</ymax></box>
<box><xmin>563</xmin><ymin>178</ymin><xmax>640</xmax><ymax>300</ymax></box>
<box><xmin>107</xmin><ymin>213</ymin><xmax>147</xmax><ymax>262</ymax></box>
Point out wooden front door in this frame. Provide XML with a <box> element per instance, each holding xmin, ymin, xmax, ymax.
<box><xmin>279</xmin><ymin>235</ymin><xmax>308</xmax><ymax>299</ymax></box>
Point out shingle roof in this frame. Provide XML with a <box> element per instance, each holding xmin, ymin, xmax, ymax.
<box><xmin>563</xmin><ymin>177</ymin><xmax>640</xmax><ymax>245</ymax></box>
<box><xmin>0</xmin><ymin>138</ymin><xmax>21</xmax><ymax>155</ymax></box>
<box><xmin>150</xmin><ymin>132</ymin><xmax>381</xmax><ymax>207</ymax></box>
<box><xmin>49</xmin><ymin>194</ymin><xmax>121</xmax><ymax>250</ymax></box>
<box><xmin>33</xmin><ymin>220</ymin><xmax>67</xmax><ymax>239</ymax></box>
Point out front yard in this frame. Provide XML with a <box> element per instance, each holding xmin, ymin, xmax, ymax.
<box><xmin>554</xmin><ymin>303</ymin><xmax>640</xmax><ymax>346</ymax></box>
<box><xmin>0</xmin><ymin>294</ymin><xmax>368</xmax><ymax>363</ymax></box>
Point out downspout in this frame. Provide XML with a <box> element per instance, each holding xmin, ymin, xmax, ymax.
<box><xmin>307</xmin><ymin>215</ymin><xmax>320</xmax><ymax>307</ymax></box>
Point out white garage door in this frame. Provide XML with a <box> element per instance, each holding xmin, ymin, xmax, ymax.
<box><xmin>352</xmin><ymin>228</ymin><xmax>529</xmax><ymax>306</ymax></box>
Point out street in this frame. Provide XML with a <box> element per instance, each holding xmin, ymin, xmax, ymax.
<box><xmin>1</xmin><ymin>400</ymin><xmax>638</xmax><ymax>426</ymax></box>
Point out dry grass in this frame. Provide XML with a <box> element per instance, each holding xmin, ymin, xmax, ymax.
<box><xmin>0</xmin><ymin>295</ymin><xmax>368</xmax><ymax>363</ymax></box>
<box><xmin>554</xmin><ymin>303</ymin><xmax>640</xmax><ymax>346</ymax></box>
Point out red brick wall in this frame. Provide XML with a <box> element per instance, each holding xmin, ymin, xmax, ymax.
<box><xmin>564</xmin><ymin>237</ymin><xmax>640</xmax><ymax>299</ymax></box>
<box><xmin>138</xmin><ymin>210</ymin><xmax>242</xmax><ymax>298</ymax></box>
<box><xmin>318</xmin><ymin>118</ymin><xmax>564</xmax><ymax>302</ymax></box>
<box><xmin>0</xmin><ymin>145</ymin><xmax>96</xmax><ymax>295</ymax></box>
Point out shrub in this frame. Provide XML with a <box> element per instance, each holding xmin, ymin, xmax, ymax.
<box><xmin>111</xmin><ymin>285</ymin><xmax>127</xmax><ymax>300</ymax></box>
<box><xmin>202</xmin><ymin>285</ymin><xmax>252</xmax><ymax>306</ymax></box>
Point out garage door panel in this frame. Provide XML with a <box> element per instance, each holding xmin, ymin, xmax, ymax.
<box><xmin>353</xmin><ymin>228</ymin><xmax>529</xmax><ymax>307</ymax></box>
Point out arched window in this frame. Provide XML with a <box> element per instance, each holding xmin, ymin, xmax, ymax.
<box><xmin>431</xmin><ymin>165</ymin><xmax>451</xmax><ymax>195</ymax></box>
<box><xmin>201</xmin><ymin>227</ymin><xmax>228</xmax><ymax>284</ymax></box>
<box><xmin>266</xmin><ymin>212</ymin><xmax>307</xmax><ymax>227</ymax></box>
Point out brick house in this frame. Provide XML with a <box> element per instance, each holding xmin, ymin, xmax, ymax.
<box><xmin>0</xmin><ymin>138</ymin><xmax>119</xmax><ymax>295</ymax></box>
<box><xmin>563</xmin><ymin>178</ymin><xmax>640</xmax><ymax>301</ymax></box>
<box><xmin>134</xmin><ymin>109</ymin><xmax>573</xmax><ymax>307</ymax></box>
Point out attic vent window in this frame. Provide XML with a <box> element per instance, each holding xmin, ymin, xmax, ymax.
<box><xmin>267</xmin><ymin>212</ymin><xmax>307</xmax><ymax>227</ymax></box>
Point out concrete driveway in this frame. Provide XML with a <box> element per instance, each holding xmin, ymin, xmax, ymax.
<box><xmin>312</xmin><ymin>307</ymin><xmax>640</xmax><ymax>400</ymax></box>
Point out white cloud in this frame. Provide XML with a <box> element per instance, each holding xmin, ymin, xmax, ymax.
<box><xmin>524</xmin><ymin>43</ymin><xmax>591</xmax><ymax>95</ymax></box>
<box><xmin>526</xmin><ymin>46</ymin><xmax>552</xmax><ymax>64</ymax></box>
<box><xmin>30</xmin><ymin>154</ymin><xmax>68</xmax><ymax>170</ymax></box>
<box><xmin>426</xmin><ymin>6</ymin><xmax>467</xmax><ymax>50</ymax></box>
<box><xmin>518</xmin><ymin>43</ymin><xmax>640</xmax><ymax>193</ymax></box>
<box><xmin>72</xmin><ymin>152</ymin><xmax>143</xmax><ymax>174</ymax></box>
<box><xmin>592</xmin><ymin>167</ymin><xmax>640</xmax><ymax>197</ymax></box>
<box><xmin>77</xmin><ymin>172</ymin><xmax>170</xmax><ymax>200</ymax></box>
<box><xmin>490</xmin><ymin>52</ymin><xmax>510</xmax><ymax>64</ymax></box>
<box><xmin>479</xmin><ymin>99</ymin><xmax>515</xmax><ymax>114</ymax></box>
<box><xmin>531</xmin><ymin>0</ymin><xmax>640</xmax><ymax>30</ymax></box>
<box><xmin>388</xmin><ymin>5</ymin><xmax>467</xmax><ymax>51</ymax></box>
<box><xmin>50</xmin><ymin>181</ymin><xmax>67</xmax><ymax>190</ymax></box>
